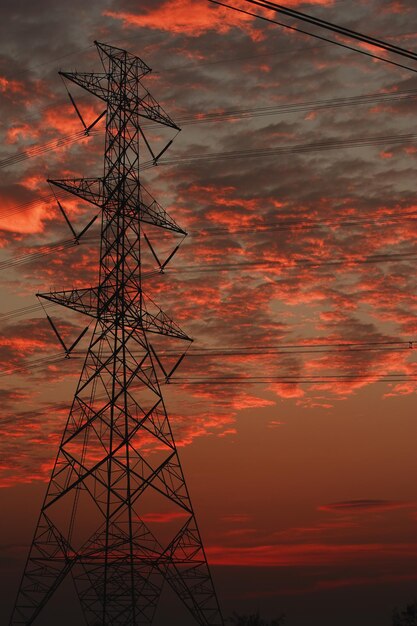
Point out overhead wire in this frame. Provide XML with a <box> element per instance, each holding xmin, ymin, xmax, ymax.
<box><xmin>0</xmin><ymin>352</ymin><xmax>75</xmax><ymax>378</ymax></box>
<box><xmin>174</xmin><ymin>343</ymin><xmax>417</xmax><ymax>357</ymax></box>
<box><xmin>69</xmin><ymin>339</ymin><xmax>417</xmax><ymax>359</ymax></box>
<box><xmin>151</xmin><ymin>132</ymin><xmax>417</xmax><ymax>170</ymax></box>
<box><xmin>0</xmin><ymin>185</ymin><xmax>81</xmax><ymax>222</ymax></box>
<box><xmin>191</xmin><ymin>213</ymin><xmax>417</xmax><ymax>237</ymax></box>
<box><xmin>2</xmin><ymin>190</ymin><xmax>417</xmax><ymax>237</ymax></box>
<box><xmin>170</xmin><ymin>374</ymin><xmax>417</xmax><ymax>385</ymax></box>
<box><xmin>10</xmin><ymin>7</ymin><xmax>415</xmax><ymax>83</ymax></box>
<box><xmin>2</xmin><ymin>340</ymin><xmax>417</xmax><ymax>380</ymax></box>
<box><xmin>0</xmin><ymin>236</ymin><xmax>100</xmax><ymax>272</ymax></box>
<box><xmin>3</xmin><ymin>8</ymin><xmax>417</xmax><ymax>181</ymax></box>
<box><xmin>189</xmin><ymin>339</ymin><xmax>417</xmax><ymax>350</ymax></box>
<box><xmin>164</xmin><ymin>251</ymin><xmax>417</xmax><ymax>275</ymax></box>
<box><xmin>1</xmin><ymin>199</ymin><xmax>417</xmax><ymax>245</ymax></box>
<box><xmin>238</xmin><ymin>0</ymin><xmax>417</xmax><ymax>61</ymax></box>
<box><xmin>208</xmin><ymin>0</ymin><xmax>417</xmax><ymax>74</ymax></box>
<box><xmin>0</xmin><ymin>301</ymin><xmax>56</xmax><ymax>323</ymax></box>
<box><xmin>162</xmin><ymin>89</ymin><xmax>417</xmax><ymax>128</ymax></box>
<box><xmin>0</xmin><ymin>192</ymin><xmax>62</xmax><ymax>221</ymax></box>
<box><xmin>2</xmin><ymin>242</ymin><xmax>417</xmax><ymax>274</ymax></box>
<box><xmin>8</xmin><ymin>43</ymin><xmax>417</xmax><ymax>129</ymax></box>
<box><xmin>0</xmin><ymin>41</ymin><xmax>372</xmax><ymax>126</ymax></box>
<box><xmin>0</xmin><ymin>128</ymin><xmax>100</xmax><ymax>170</ymax></box>
<box><xmin>4</xmin><ymin>88</ymin><xmax>417</xmax><ymax>173</ymax></box>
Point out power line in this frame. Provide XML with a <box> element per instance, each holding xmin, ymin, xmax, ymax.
<box><xmin>192</xmin><ymin>213</ymin><xmax>417</xmax><ymax>237</ymax></box>
<box><xmin>10</xmin><ymin>43</ymin><xmax>417</xmax><ymax>129</ymax></box>
<box><xmin>1</xmin><ymin>198</ymin><xmax>417</xmax><ymax>241</ymax></box>
<box><xmin>0</xmin><ymin>128</ymin><xmax>99</xmax><ymax>170</ymax></box>
<box><xmin>1</xmin><ymin>338</ymin><xmax>416</xmax><ymax>380</ymax></box>
<box><xmin>154</xmin><ymin>132</ymin><xmax>417</xmax><ymax>169</ymax></box>
<box><xmin>208</xmin><ymin>0</ymin><xmax>417</xmax><ymax>74</ymax></box>
<box><xmin>2</xmin><ymin>191</ymin><xmax>417</xmax><ymax>237</ymax></box>
<box><xmin>0</xmin><ymin>188</ymin><xmax>80</xmax><ymax>224</ymax></box>
<box><xmin>152</xmin><ymin>89</ymin><xmax>417</xmax><ymax>128</ymax></box>
<box><xmin>0</xmin><ymin>191</ymin><xmax>61</xmax><ymax>221</ymax></box>
<box><xmin>170</xmin><ymin>374</ymin><xmax>417</xmax><ymax>385</ymax></box>
<box><xmin>182</xmin><ymin>345</ymin><xmax>417</xmax><ymax>357</ymax></box>
<box><xmin>2</xmin><ymin>243</ymin><xmax>417</xmax><ymax>274</ymax></box>
<box><xmin>167</xmin><ymin>251</ymin><xmax>417</xmax><ymax>275</ymax></box>
<box><xmin>187</xmin><ymin>339</ymin><xmax>417</xmax><ymax>350</ymax></box>
<box><xmin>0</xmin><ymin>352</ymin><xmax>72</xmax><ymax>378</ymax></box>
<box><xmin>245</xmin><ymin>0</ymin><xmax>417</xmax><ymax>59</ymax></box>
<box><xmin>4</xmin><ymin>89</ymin><xmax>417</xmax><ymax>173</ymax></box>
<box><xmin>81</xmin><ymin>341</ymin><xmax>417</xmax><ymax>358</ymax></box>
<box><xmin>0</xmin><ymin>322</ymin><xmax>413</xmax><ymax>384</ymax></box>
<box><xmin>161</xmin><ymin>26</ymin><xmax>417</xmax><ymax>73</ymax></box>
<box><xmin>0</xmin><ymin>237</ymin><xmax>97</xmax><ymax>272</ymax></box>
<box><xmin>0</xmin><ymin>301</ymin><xmax>56</xmax><ymax>323</ymax></box>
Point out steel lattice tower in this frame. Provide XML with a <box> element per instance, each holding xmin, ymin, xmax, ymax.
<box><xmin>10</xmin><ymin>41</ymin><xmax>223</xmax><ymax>626</ymax></box>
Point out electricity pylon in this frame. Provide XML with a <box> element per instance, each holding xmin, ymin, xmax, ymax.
<box><xmin>10</xmin><ymin>41</ymin><xmax>223</xmax><ymax>626</ymax></box>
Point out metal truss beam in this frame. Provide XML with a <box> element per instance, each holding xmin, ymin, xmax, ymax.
<box><xmin>10</xmin><ymin>41</ymin><xmax>223</xmax><ymax>626</ymax></box>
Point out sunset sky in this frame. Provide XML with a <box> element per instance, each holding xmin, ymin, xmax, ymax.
<box><xmin>1</xmin><ymin>1</ymin><xmax>417</xmax><ymax>625</ymax></box>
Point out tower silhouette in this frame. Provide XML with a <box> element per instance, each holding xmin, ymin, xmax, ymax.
<box><xmin>10</xmin><ymin>41</ymin><xmax>223</xmax><ymax>626</ymax></box>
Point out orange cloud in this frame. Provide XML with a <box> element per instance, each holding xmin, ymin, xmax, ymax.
<box><xmin>104</xmin><ymin>1</ymin><xmax>258</xmax><ymax>37</ymax></box>
<box><xmin>105</xmin><ymin>0</ymin><xmax>336</xmax><ymax>39</ymax></box>
<box><xmin>44</xmin><ymin>101</ymin><xmax>103</xmax><ymax>136</ymax></box>
<box><xmin>0</xmin><ymin>76</ymin><xmax>25</xmax><ymax>95</ymax></box>
<box><xmin>6</xmin><ymin>123</ymin><xmax>39</xmax><ymax>145</ymax></box>
<box><xmin>0</xmin><ymin>196</ymin><xmax>54</xmax><ymax>234</ymax></box>
<box><xmin>382</xmin><ymin>1</ymin><xmax>411</xmax><ymax>14</ymax></box>
<box><xmin>268</xmin><ymin>383</ymin><xmax>305</xmax><ymax>399</ymax></box>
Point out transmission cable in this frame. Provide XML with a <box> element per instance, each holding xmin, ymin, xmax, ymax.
<box><xmin>151</xmin><ymin>132</ymin><xmax>417</xmax><ymax>170</ymax></box>
<box><xmin>2</xmin><ymin>343</ymin><xmax>416</xmax><ymax>380</ymax></box>
<box><xmin>2</xmin><ymin>244</ymin><xmax>417</xmax><ymax>274</ymax></box>
<box><xmin>2</xmin><ymin>193</ymin><xmax>417</xmax><ymax>238</ymax></box>
<box><xmin>0</xmin><ymin>352</ymin><xmax>73</xmax><ymax>378</ymax></box>
<box><xmin>0</xmin><ymin>236</ymin><xmax>100</xmax><ymax>272</ymax></box>
<box><xmin>191</xmin><ymin>212</ymin><xmax>417</xmax><ymax>237</ymax></box>
<box><xmin>208</xmin><ymin>0</ymin><xmax>417</xmax><ymax>74</ymax></box>
<box><xmin>0</xmin><ymin>301</ymin><xmax>56</xmax><ymax>323</ymax></box>
<box><xmin>165</xmin><ymin>251</ymin><xmax>417</xmax><ymax>275</ymax></box>
<box><xmin>4</xmin><ymin>90</ymin><xmax>417</xmax><ymax>173</ymax></box>
<box><xmin>0</xmin><ymin>128</ymin><xmax>101</xmax><ymax>171</ymax></box>
<box><xmin>170</xmin><ymin>375</ymin><xmax>417</xmax><ymax>385</ymax></box>
<box><xmin>176</xmin><ymin>343</ymin><xmax>417</xmax><ymax>357</ymax></box>
<box><xmin>80</xmin><ymin>340</ymin><xmax>417</xmax><ymax>359</ymax></box>
<box><xmin>164</xmin><ymin>89</ymin><xmax>417</xmax><ymax>128</ymax></box>
<box><xmin>238</xmin><ymin>0</ymin><xmax>417</xmax><ymax>61</ymax></box>
<box><xmin>5</xmin><ymin>88</ymin><xmax>417</xmax><ymax>173</ymax></box>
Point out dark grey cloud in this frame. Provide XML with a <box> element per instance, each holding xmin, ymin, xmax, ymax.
<box><xmin>319</xmin><ymin>499</ymin><xmax>415</xmax><ymax>513</ymax></box>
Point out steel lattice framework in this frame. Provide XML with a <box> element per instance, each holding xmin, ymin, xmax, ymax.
<box><xmin>10</xmin><ymin>41</ymin><xmax>223</xmax><ymax>626</ymax></box>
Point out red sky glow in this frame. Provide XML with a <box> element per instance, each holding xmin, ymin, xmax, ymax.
<box><xmin>1</xmin><ymin>1</ymin><xmax>417</xmax><ymax>626</ymax></box>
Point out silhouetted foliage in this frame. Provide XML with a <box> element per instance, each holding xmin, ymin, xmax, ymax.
<box><xmin>229</xmin><ymin>611</ymin><xmax>286</xmax><ymax>626</ymax></box>
<box><xmin>392</xmin><ymin>602</ymin><xmax>417</xmax><ymax>625</ymax></box>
